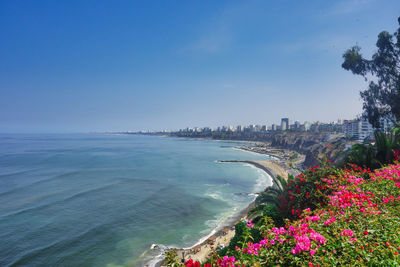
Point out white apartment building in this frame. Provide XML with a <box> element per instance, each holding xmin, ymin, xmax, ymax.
<box><xmin>343</xmin><ymin>118</ymin><xmax>374</xmax><ymax>141</ymax></box>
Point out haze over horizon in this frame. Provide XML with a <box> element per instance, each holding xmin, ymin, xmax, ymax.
<box><xmin>1</xmin><ymin>0</ymin><xmax>400</xmax><ymax>133</ymax></box>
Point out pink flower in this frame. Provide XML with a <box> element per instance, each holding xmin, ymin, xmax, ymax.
<box><xmin>324</xmin><ymin>216</ymin><xmax>336</xmax><ymax>226</ymax></box>
<box><xmin>246</xmin><ymin>220</ymin><xmax>254</xmax><ymax>228</ymax></box>
<box><xmin>306</xmin><ymin>215</ymin><xmax>321</xmax><ymax>222</ymax></box>
<box><xmin>184</xmin><ymin>259</ymin><xmax>200</xmax><ymax>267</ymax></box>
<box><xmin>217</xmin><ymin>256</ymin><xmax>237</xmax><ymax>267</ymax></box>
<box><xmin>341</xmin><ymin>229</ymin><xmax>354</xmax><ymax>237</ymax></box>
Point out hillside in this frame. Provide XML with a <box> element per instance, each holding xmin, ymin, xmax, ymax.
<box><xmin>267</xmin><ymin>132</ymin><xmax>348</xmax><ymax>167</ymax></box>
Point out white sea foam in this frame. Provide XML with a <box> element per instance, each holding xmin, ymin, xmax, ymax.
<box><xmin>144</xmin><ymin>208</ymin><xmax>241</xmax><ymax>266</ymax></box>
<box><xmin>242</xmin><ymin>163</ymin><xmax>273</xmax><ymax>193</ymax></box>
<box><xmin>205</xmin><ymin>193</ymin><xmax>220</xmax><ymax>200</ymax></box>
<box><xmin>140</xmin><ymin>244</ymin><xmax>170</xmax><ymax>267</ymax></box>
<box><xmin>186</xmin><ymin>211</ymin><xmax>236</xmax><ymax>249</ymax></box>
<box><xmin>204</xmin><ymin>190</ymin><xmax>233</xmax><ymax>204</ymax></box>
<box><xmin>204</xmin><ymin>182</ymin><xmax>230</xmax><ymax>187</ymax></box>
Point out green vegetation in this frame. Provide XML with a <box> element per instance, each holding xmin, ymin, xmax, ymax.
<box><xmin>344</xmin><ymin>127</ymin><xmax>400</xmax><ymax>170</ymax></box>
<box><xmin>342</xmin><ymin>16</ymin><xmax>400</xmax><ymax>128</ymax></box>
<box><xmin>289</xmin><ymin>152</ymin><xmax>299</xmax><ymax>161</ymax></box>
<box><xmin>164</xmin><ymin>250</ymin><xmax>180</xmax><ymax>266</ymax></box>
<box><xmin>179</xmin><ymin>160</ymin><xmax>400</xmax><ymax>266</ymax></box>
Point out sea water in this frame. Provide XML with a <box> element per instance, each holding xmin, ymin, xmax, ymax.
<box><xmin>0</xmin><ymin>134</ymin><xmax>273</xmax><ymax>266</ymax></box>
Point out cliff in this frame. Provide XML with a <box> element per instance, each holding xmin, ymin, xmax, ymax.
<box><xmin>268</xmin><ymin>132</ymin><xmax>347</xmax><ymax>167</ymax></box>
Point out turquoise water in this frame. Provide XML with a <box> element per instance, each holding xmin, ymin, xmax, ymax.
<box><xmin>0</xmin><ymin>134</ymin><xmax>272</xmax><ymax>266</ymax></box>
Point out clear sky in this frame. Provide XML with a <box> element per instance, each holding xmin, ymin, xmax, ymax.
<box><xmin>1</xmin><ymin>0</ymin><xmax>399</xmax><ymax>133</ymax></box>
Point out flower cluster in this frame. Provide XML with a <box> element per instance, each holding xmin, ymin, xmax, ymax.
<box><xmin>184</xmin><ymin>259</ymin><xmax>200</xmax><ymax>267</ymax></box>
<box><xmin>394</xmin><ymin>150</ymin><xmax>400</xmax><ymax>162</ymax></box>
<box><xmin>238</xmin><ymin>222</ymin><xmax>326</xmax><ymax>257</ymax></box>
<box><xmin>340</xmin><ymin>229</ymin><xmax>354</xmax><ymax>237</ymax></box>
<box><xmin>323</xmin><ymin>216</ymin><xmax>336</xmax><ymax>226</ymax></box>
<box><xmin>211</xmin><ymin>163</ymin><xmax>400</xmax><ymax>266</ymax></box>
<box><xmin>216</xmin><ymin>256</ymin><xmax>238</xmax><ymax>267</ymax></box>
<box><xmin>245</xmin><ymin>220</ymin><xmax>254</xmax><ymax>228</ymax></box>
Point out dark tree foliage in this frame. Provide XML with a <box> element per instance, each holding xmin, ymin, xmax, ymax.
<box><xmin>344</xmin><ymin>127</ymin><xmax>400</xmax><ymax>170</ymax></box>
<box><xmin>342</xmin><ymin>17</ymin><xmax>400</xmax><ymax>128</ymax></box>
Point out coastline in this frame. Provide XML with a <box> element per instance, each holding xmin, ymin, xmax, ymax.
<box><xmin>147</xmin><ymin>196</ymin><xmax>255</xmax><ymax>267</ymax></box>
<box><xmin>173</xmin><ymin>200</ymin><xmax>255</xmax><ymax>264</ymax></box>
<box><xmin>151</xmin><ymin>157</ymin><xmax>294</xmax><ymax>266</ymax></box>
<box><xmin>220</xmin><ymin>160</ymin><xmax>298</xmax><ymax>188</ymax></box>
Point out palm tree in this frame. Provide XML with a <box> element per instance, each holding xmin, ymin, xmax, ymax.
<box><xmin>345</xmin><ymin>127</ymin><xmax>400</xmax><ymax>169</ymax></box>
<box><xmin>345</xmin><ymin>143</ymin><xmax>378</xmax><ymax>169</ymax></box>
<box><xmin>374</xmin><ymin>128</ymin><xmax>400</xmax><ymax>166</ymax></box>
<box><xmin>249</xmin><ymin>174</ymin><xmax>292</xmax><ymax>224</ymax></box>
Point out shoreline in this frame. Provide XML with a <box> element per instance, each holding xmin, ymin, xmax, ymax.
<box><xmin>151</xmin><ymin>158</ymin><xmax>292</xmax><ymax>266</ymax></box>
<box><xmin>146</xmin><ymin>202</ymin><xmax>255</xmax><ymax>267</ymax></box>
<box><xmin>220</xmin><ymin>159</ymin><xmax>300</xmax><ymax>188</ymax></box>
<box><xmin>173</xmin><ymin>200</ymin><xmax>256</xmax><ymax>264</ymax></box>
<box><xmin>147</xmin><ymin>141</ymin><xmax>303</xmax><ymax>266</ymax></box>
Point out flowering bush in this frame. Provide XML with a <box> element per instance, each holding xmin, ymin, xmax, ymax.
<box><xmin>279</xmin><ymin>162</ymin><xmax>342</xmax><ymax>219</ymax></box>
<box><xmin>171</xmin><ymin>163</ymin><xmax>400</xmax><ymax>266</ymax></box>
<box><xmin>214</xmin><ymin>164</ymin><xmax>400</xmax><ymax>266</ymax></box>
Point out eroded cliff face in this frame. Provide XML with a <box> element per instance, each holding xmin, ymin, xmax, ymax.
<box><xmin>269</xmin><ymin>132</ymin><xmax>346</xmax><ymax>167</ymax></box>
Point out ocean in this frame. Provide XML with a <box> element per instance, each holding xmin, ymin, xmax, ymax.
<box><xmin>0</xmin><ymin>134</ymin><xmax>273</xmax><ymax>266</ymax></box>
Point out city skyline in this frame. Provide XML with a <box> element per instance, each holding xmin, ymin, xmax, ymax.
<box><xmin>133</xmin><ymin>116</ymin><xmax>352</xmax><ymax>133</ymax></box>
<box><xmin>1</xmin><ymin>1</ymin><xmax>400</xmax><ymax>133</ymax></box>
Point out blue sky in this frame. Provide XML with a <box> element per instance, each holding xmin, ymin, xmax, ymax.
<box><xmin>1</xmin><ymin>0</ymin><xmax>399</xmax><ymax>133</ymax></box>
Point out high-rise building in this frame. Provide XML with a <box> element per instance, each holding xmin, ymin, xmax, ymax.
<box><xmin>281</xmin><ymin>118</ymin><xmax>289</xmax><ymax>131</ymax></box>
<box><xmin>343</xmin><ymin>118</ymin><xmax>374</xmax><ymax>141</ymax></box>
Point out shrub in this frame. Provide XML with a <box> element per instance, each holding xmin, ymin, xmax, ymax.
<box><xmin>169</xmin><ymin>160</ymin><xmax>400</xmax><ymax>266</ymax></box>
<box><xmin>344</xmin><ymin>128</ymin><xmax>400</xmax><ymax>170</ymax></box>
<box><xmin>262</xmin><ymin>204</ymin><xmax>284</xmax><ymax>227</ymax></box>
<box><xmin>278</xmin><ymin>162</ymin><xmax>341</xmax><ymax>219</ymax></box>
<box><xmin>212</xmin><ymin>164</ymin><xmax>400</xmax><ymax>266</ymax></box>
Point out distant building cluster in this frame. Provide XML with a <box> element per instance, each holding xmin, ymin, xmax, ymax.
<box><xmin>177</xmin><ymin>118</ymin><xmax>344</xmax><ymax>134</ymax></box>
<box><xmin>141</xmin><ymin>116</ymin><xmax>394</xmax><ymax>143</ymax></box>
